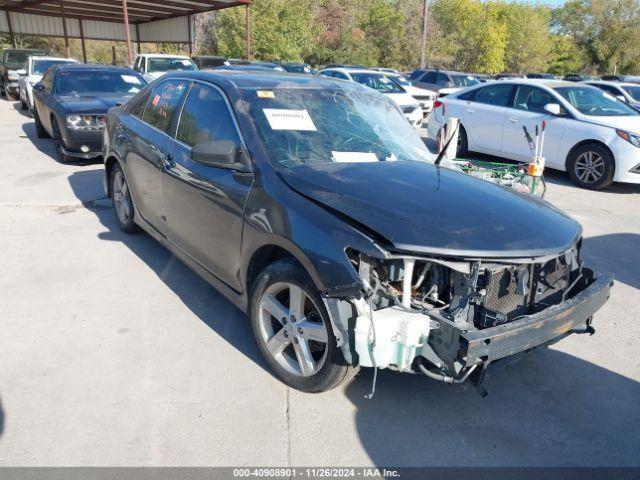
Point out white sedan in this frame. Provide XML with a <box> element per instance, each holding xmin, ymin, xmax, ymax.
<box><xmin>318</xmin><ymin>68</ymin><xmax>424</xmax><ymax>128</ymax></box>
<box><xmin>427</xmin><ymin>79</ymin><xmax>640</xmax><ymax>189</ymax></box>
<box><xmin>18</xmin><ymin>56</ymin><xmax>78</xmax><ymax>112</ymax></box>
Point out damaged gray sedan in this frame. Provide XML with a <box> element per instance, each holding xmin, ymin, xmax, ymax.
<box><xmin>103</xmin><ymin>71</ymin><xmax>613</xmax><ymax>393</ymax></box>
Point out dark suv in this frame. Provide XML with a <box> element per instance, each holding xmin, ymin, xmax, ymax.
<box><xmin>0</xmin><ymin>48</ymin><xmax>45</xmax><ymax>98</ymax></box>
<box><xmin>102</xmin><ymin>71</ymin><xmax>612</xmax><ymax>393</ymax></box>
<box><xmin>410</xmin><ymin>69</ymin><xmax>481</xmax><ymax>92</ymax></box>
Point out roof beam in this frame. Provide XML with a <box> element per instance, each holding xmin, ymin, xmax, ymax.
<box><xmin>55</xmin><ymin>0</ymin><xmax>179</xmax><ymax>15</ymax></box>
<box><xmin>21</xmin><ymin>4</ymin><xmax>148</xmax><ymax>20</ymax></box>
<box><xmin>40</xmin><ymin>0</ymin><xmax>174</xmax><ymax>16</ymax></box>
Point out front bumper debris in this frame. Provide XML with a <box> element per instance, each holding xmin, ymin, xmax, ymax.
<box><xmin>347</xmin><ymin>268</ymin><xmax>612</xmax><ymax>382</ymax></box>
<box><xmin>457</xmin><ymin>269</ymin><xmax>613</xmax><ymax>366</ymax></box>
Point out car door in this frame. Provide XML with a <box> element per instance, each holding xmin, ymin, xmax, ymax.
<box><xmin>161</xmin><ymin>82</ymin><xmax>252</xmax><ymax>291</ymax></box>
<box><xmin>501</xmin><ymin>85</ymin><xmax>568</xmax><ymax>165</ymax></box>
<box><xmin>461</xmin><ymin>83</ymin><xmax>515</xmax><ymax>155</ymax></box>
<box><xmin>34</xmin><ymin>70</ymin><xmax>55</xmax><ymax>134</ymax></box>
<box><xmin>122</xmin><ymin>79</ymin><xmax>190</xmax><ymax>233</ymax></box>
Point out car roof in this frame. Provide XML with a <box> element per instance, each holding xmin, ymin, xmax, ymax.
<box><xmin>31</xmin><ymin>56</ymin><xmax>78</xmax><ymax>62</ymax></box>
<box><xmin>162</xmin><ymin>69</ymin><xmax>365</xmax><ymax>90</ymax></box>
<box><xmin>585</xmin><ymin>80</ymin><xmax>637</xmax><ymax>87</ymax></box>
<box><xmin>137</xmin><ymin>53</ymin><xmax>190</xmax><ymax>59</ymax></box>
<box><xmin>52</xmin><ymin>63</ymin><xmax>138</xmax><ymax>74</ymax></box>
<box><xmin>322</xmin><ymin>67</ymin><xmax>384</xmax><ymax>75</ymax></box>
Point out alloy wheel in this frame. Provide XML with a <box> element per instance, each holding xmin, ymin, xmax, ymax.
<box><xmin>112</xmin><ymin>170</ymin><xmax>132</xmax><ymax>224</ymax></box>
<box><xmin>574</xmin><ymin>151</ymin><xmax>605</xmax><ymax>184</ymax></box>
<box><xmin>257</xmin><ymin>282</ymin><xmax>329</xmax><ymax>377</ymax></box>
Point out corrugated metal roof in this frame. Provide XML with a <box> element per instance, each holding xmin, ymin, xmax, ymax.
<box><xmin>0</xmin><ymin>0</ymin><xmax>248</xmax><ymax>43</ymax></box>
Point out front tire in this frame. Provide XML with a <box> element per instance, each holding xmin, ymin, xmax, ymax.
<box><xmin>51</xmin><ymin>117</ymin><xmax>73</xmax><ymax>163</ymax></box>
<box><xmin>250</xmin><ymin>259</ymin><xmax>358</xmax><ymax>393</ymax></box>
<box><xmin>110</xmin><ymin>163</ymin><xmax>140</xmax><ymax>234</ymax></box>
<box><xmin>567</xmin><ymin>143</ymin><xmax>615</xmax><ymax>190</ymax></box>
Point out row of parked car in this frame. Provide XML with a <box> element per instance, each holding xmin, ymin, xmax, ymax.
<box><xmin>0</xmin><ymin>47</ymin><xmax>615</xmax><ymax>394</ymax></box>
<box><xmin>4</xmin><ymin>48</ymin><xmax>640</xmax><ymax>190</ymax></box>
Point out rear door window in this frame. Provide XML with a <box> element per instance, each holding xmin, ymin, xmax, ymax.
<box><xmin>142</xmin><ymin>80</ymin><xmax>189</xmax><ymax>133</ymax></box>
<box><xmin>474</xmin><ymin>84</ymin><xmax>514</xmax><ymax>107</ymax></box>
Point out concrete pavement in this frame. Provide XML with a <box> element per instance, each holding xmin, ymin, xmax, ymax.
<box><xmin>0</xmin><ymin>99</ymin><xmax>638</xmax><ymax>467</ymax></box>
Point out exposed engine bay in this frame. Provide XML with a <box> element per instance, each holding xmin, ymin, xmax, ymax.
<box><xmin>326</xmin><ymin>241</ymin><xmax>611</xmax><ymax>393</ymax></box>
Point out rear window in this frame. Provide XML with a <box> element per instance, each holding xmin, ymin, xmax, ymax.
<box><xmin>5</xmin><ymin>50</ymin><xmax>45</xmax><ymax>64</ymax></box>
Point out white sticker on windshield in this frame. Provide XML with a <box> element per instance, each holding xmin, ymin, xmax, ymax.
<box><xmin>331</xmin><ymin>151</ymin><xmax>379</xmax><ymax>163</ymax></box>
<box><xmin>181</xmin><ymin>59</ymin><xmax>192</xmax><ymax>66</ymax></box>
<box><xmin>263</xmin><ymin>109</ymin><xmax>317</xmax><ymax>131</ymax></box>
<box><xmin>121</xmin><ymin>75</ymin><xmax>142</xmax><ymax>84</ymax></box>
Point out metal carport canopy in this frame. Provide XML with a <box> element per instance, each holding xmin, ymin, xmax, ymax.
<box><xmin>0</xmin><ymin>0</ymin><xmax>251</xmax><ymax>63</ymax></box>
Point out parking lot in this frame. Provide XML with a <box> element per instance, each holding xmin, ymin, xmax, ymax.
<box><xmin>0</xmin><ymin>96</ymin><xmax>639</xmax><ymax>467</ymax></box>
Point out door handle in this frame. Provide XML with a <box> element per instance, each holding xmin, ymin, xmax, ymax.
<box><xmin>467</xmin><ymin>109</ymin><xmax>475</xmax><ymax>114</ymax></box>
<box><xmin>509</xmin><ymin>117</ymin><xmax>519</xmax><ymax>123</ymax></box>
<box><xmin>161</xmin><ymin>153</ymin><xmax>175</xmax><ymax>170</ymax></box>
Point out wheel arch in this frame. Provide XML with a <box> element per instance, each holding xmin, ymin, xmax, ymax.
<box><xmin>244</xmin><ymin>243</ymin><xmax>321</xmax><ymax>303</ymax></box>
<box><xmin>565</xmin><ymin>139</ymin><xmax>616</xmax><ymax>175</ymax></box>
<box><xmin>104</xmin><ymin>155</ymin><xmax>120</xmax><ymax>198</ymax></box>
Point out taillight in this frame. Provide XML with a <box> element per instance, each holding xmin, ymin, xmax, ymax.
<box><xmin>433</xmin><ymin>100</ymin><xmax>443</xmax><ymax>109</ymax></box>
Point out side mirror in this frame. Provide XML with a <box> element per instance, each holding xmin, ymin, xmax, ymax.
<box><xmin>17</xmin><ymin>69</ymin><xmax>26</xmax><ymax>76</ymax></box>
<box><xmin>445</xmin><ymin>81</ymin><xmax>453</xmax><ymax>87</ymax></box>
<box><xmin>191</xmin><ymin>140</ymin><xmax>248</xmax><ymax>171</ymax></box>
<box><xmin>32</xmin><ymin>83</ymin><xmax>45</xmax><ymax>92</ymax></box>
<box><xmin>543</xmin><ymin>103</ymin><xmax>561</xmax><ymax>116</ymax></box>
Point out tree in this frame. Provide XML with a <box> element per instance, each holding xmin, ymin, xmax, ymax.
<box><xmin>554</xmin><ymin>0</ymin><xmax>640</xmax><ymax>74</ymax></box>
<box><xmin>496</xmin><ymin>3</ymin><xmax>552</xmax><ymax>73</ymax></box>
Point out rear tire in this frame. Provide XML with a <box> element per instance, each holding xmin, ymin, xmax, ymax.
<box><xmin>457</xmin><ymin>124</ymin><xmax>469</xmax><ymax>157</ymax></box>
<box><xmin>567</xmin><ymin>143</ymin><xmax>615</xmax><ymax>190</ymax></box>
<box><xmin>250</xmin><ymin>258</ymin><xmax>358</xmax><ymax>393</ymax></box>
<box><xmin>34</xmin><ymin>109</ymin><xmax>50</xmax><ymax>139</ymax></box>
<box><xmin>20</xmin><ymin>91</ymin><xmax>27</xmax><ymax>110</ymax></box>
<box><xmin>110</xmin><ymin>163</ymin><xmax>141</xmax><ymax>234</ymax></box>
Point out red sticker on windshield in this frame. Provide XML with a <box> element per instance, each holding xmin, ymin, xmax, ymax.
<box><xmin>152</xmin><ymin>94</ymin><xmax>160</xmax><ymax>106</ymax></box>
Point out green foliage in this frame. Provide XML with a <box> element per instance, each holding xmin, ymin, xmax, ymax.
<box><xmin>7</xmin><ymin>0</ymin><xmax>640</xmax><ymax>75</ymax></box>
<box><xmin>554</xmin><ymin>0</ymin><xmax>640</xmax><ymax>74</ymax></box>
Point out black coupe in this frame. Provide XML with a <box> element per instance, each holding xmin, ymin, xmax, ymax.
<box><xmin>33</xmin><ymin>64</ymin><xmax>146</xmax><ymax>162</ymax></box>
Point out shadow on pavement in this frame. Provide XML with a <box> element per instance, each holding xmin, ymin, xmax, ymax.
<box><xmin>11</xmin><ymin>100</ymin><xmax>31</xmax><ymax>118</ymax></box>
<box><xmin>20</xmin><ymin>122</ymin><xmax>103</xmax><ymax>167</ymax></box>
<box><xmin>345</xmin><ymin>348</ymin><xmax>640</xmax><ymax>466</ymax></box>
<box><xmin>0</xmin><ymin>394</ymin><xmax>4</xmax><ymax>439</ymax></box>
<box><xmin>66</xmin><ymin>169</ymin><xmax>270</xmax><ymax>375</ymax></box>
<box><xmin>582</xmin><ymin>233</ymin><xmax>640</xmax><ymax>291</ymax></box>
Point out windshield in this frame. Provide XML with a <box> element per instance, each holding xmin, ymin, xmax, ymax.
<box><xmin>554</xmin><ymin>86</ymin><xmax>639</xmax><ymax>116</ymax></box>
<box><xmin>622</xmin><ymin>85</ymin><xmax>640</xmax><ymax>102</ymax></box>
<box><xmin>451</xmin><ymin>75</ymin><xmax>480</xmax><ymax>87</ymax></box>
<box><xmin>284</xmin><ymin>65</ymin><xmax>312</xmax><ymax>74</ymax></box>
<box><xmin>391</xmin><ymin>75</ymin><xmax>411</xmax><ymax>87</ymax></box>
<box><xmin>56</xmin><ymin>71</ymin><xmax>145</xmax><ymax>95</ymax></box>
<box><xmin>33</xmin><ymin>59</ymin><xmax>75</xmax><ymax>75</ymax></box>
<box><xmin>240</xmin><ymin>87</ymin><xmax>433</xmax><ymax>168</ymax></box>
<box><xmin>6</xmin><ymin>50</ymin><xmax>44</xmax><ymax>64</ymax></box>
<box><xmin>148</xmin><ymin>58</ymin><xmax>196</xmax><ymax>73</ymax></box>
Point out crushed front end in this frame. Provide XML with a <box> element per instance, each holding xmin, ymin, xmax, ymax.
<box><xmin>325</xmin><ymin>241</ymin><xmax>613</xmax><ymax>391</ymax></box>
